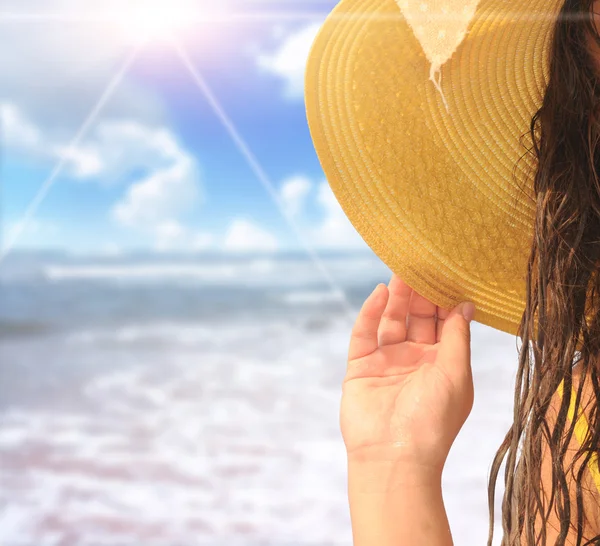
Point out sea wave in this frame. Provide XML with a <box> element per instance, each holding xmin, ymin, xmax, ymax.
<box><xmin>36</xmin><ymin>255</ymin><xmax>389</xmax><ymax>287</ymax></box>
<box><xmin>65</xmin><ymin>316</ymin><xmax>351</xmax><ymax>348</ymax></box>
<box><xmin>278</xmin><ymin>290</ymin><xmax>347</xmax><ymax>305</ymax></box>
<box><xmin>0</xmin><ymin>317</ymin><xmax>353</xmax><ymax>546</ymax></box>
<box><xmin>0</xmin><ymin>320</ymin><xmax>53</xmax><ymax>340</ymax></box>
<box><xmin>0</xmin><ymin>309</ymin><xmax>518</xmax><ymax>546</ymax></box>
<box><xmin>43</xmin><ymin>263</ymin><xmax>242</xmax><ymax>282</ymax></box>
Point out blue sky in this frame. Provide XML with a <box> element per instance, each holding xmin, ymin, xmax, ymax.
<box><xmin>2</xmin><ymin>0</ymin><xmax>371</xmax><ymax>256</ymax></box>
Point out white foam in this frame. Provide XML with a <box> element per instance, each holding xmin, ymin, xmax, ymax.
<box><xmin>43</xmin><ymin>263</ymin><xmax>239</xmax><ymax>282</ymax></box>
<box><xmin>38</xmin><ymin>254</ymin><xmax>390</xmax><ymax>288</ymax></box>
<box><xmin>279</xmin><ymin>289</ymin><xmax>347</xmax><ymax>305</ymax></box>
<box><xmin>0</xmin><ymin>318</ymin><xmax>517</xmax><ymax>545</ymax></box>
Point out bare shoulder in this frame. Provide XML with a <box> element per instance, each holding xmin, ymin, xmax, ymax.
<box><xmin>570</xmin><ymin>361</ymin><xmax>600</xmax><ymax>502</ymax></box>
<box><xmin>540</xmin><ymin>362</ymin><xmax>600</xmax><ymax>540</ymax></box>
<box><xmin>521</xmin><ymin>362</ymin><xmax>600</xmax><ymax>544</ymax></box>
<box><xmin>572</xmin><ymin>360</ymin><xmax>597</xmax><ymax>416</ymax></box>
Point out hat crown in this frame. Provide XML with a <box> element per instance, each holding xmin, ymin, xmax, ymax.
<box><xmin>394</xmin><ymin>0</ymin><xmax>481</xmax><ymax>67</ymax></box>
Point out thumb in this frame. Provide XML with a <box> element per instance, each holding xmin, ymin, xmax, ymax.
<box><xmin>437</xmin><ymin>301</ymin><xmax>475</xmax><ymax>381</ymax></box>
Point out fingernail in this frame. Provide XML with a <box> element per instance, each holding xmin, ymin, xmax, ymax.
<box><xmin>372</xmin><ymin>283</ymin><xmax>386</xmax><ymax>299</ymax></box>
<box><xmin>462</xmin><ymin>302</ymin><xmax>476</xmax><ymax>323</ymax></box>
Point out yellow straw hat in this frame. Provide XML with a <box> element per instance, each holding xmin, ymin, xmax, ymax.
<box><xmin>305</xmin><ymin>0</ymin><xmax>587</xmax><ymax>345</ymax></box>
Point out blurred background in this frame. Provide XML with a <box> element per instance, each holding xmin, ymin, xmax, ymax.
<box><xmin>1</xmin><ymin>0</ymin><xmax>521</xmax><ymax>544</ymax></box>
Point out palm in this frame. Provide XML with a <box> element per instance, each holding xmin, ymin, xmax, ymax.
<box><xmin>340</xmin><ymin>275</ymin><xmax>474</xmax><ymax>470</ymax></box>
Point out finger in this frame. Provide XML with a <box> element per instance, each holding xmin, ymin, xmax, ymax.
<box><xmin>378</xmin><ymin>274</ymin><xmax>412</xmax><ymax>346</ymax></box>
<box><xmin>348</xmin><ymin>284</ymin><xmax>389</xmax><ymax>362</ymax></box>
<box><xmin>437</xmin><ymin>302</ymin><xmax>474</xmax><ymax>385</ymax></box>
<box><xmin>436</xmin><ymin>305</ymin><xmax>451</xmax><ymax>344</ymax></box>
<box><xmin>406</xmin><ymin>290</ymin><xmax>437</xmax><ymax>345</ymax></box>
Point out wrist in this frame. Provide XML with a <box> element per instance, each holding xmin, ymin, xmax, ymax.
<box><xmin>347</xmin><ymin>455</ymin><xmax>443</xmax><ymax>493</ymax></box>
<box><xmin>347</xmin><ymin>456</ymin><xmax>452</xmax><ymax>546</ymax></box>
<box><xmin>347</xmin><ymin>443</ymin><xmax>445</xmax><ymax>482</ymax></box>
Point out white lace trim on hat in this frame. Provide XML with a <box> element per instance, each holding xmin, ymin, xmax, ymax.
<box><xmin>394</xmin><ymin>0</ymin><xmax>481</xmax><ymax>113</ymax></box>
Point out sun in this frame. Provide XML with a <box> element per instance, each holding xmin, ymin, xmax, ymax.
<box><xmin>119</xmin><ymin>0</ymin><xmax>199</xmax><ymax>43</ymax></box>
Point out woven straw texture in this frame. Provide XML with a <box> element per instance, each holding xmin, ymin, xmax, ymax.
<box><xmin>305</xmin><ymin>0</ymin><xmax>573</xmax><ymax>342</ymax></box>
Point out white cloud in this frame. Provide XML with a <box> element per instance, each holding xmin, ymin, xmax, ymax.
<box><xmin>278</xmin><ymin>174</ymin><xmax>368</xmax><ymax>251</ymax></box>
<box><xmin>1</xmin><ymin>1</ymin><xmax>196</xmax><ymax>254</ymax></box>
<box><xmin>154</xmin><ymin>220</ymin><xmax>188</xmax><ymax>252</ymax></box>
<box><xmin>5</xmin><ymin>218</ymin><xmax>61</xmax><ymax>248</ymax></box>
<box><xmin>99</xmin><ymin>243</ymin><xmax>124</xmax><ymax>257</ymax></box>
<box><xmin>154</xmin><ymin>221</ymin><xmax>214</xmax><ymax>253</ymax></box>
<box><xmin>311</xmin><ymin>181</ymin><xmax>368</xmax><ymax>250</ymax></box>
<box><xmin>191</xmin><ymin>232</ymin><xmax>214</xmax><ymax>251</ymax></box>
<box><xmin>256</xmin><ymin>23</ymin><xmax>322</xmax><ymax>100</ymax></box>
<box><xmin>3</xmin><ymin>103</ymin><xmax>201</xmax><ymax>239</ymax></box>
<box><xmin>223</xmin><ymin>219</ymin><xmax>279</xmax><ymax>253</ymax></box>
<box><xmin>0</xmin><ymin>0</ymin><xmax>170</xmax><ymax>250</ymax></box>
<box><xmin>280</xmin><ymin>175</ymin><xmax>312</xmax><ymax>217</ymax></box>
<box><xmin>3</xmin><ymin>105</ymin><xmax>194</xmax><ymax>189</ymax></box>
<box><xmin>54</xmin><ymin>144</ymin><xmax>104</xmax><ymax>179</ymax></box>
<box><xmin>2</xmin><ymin>103</ymin><xmax>42</xmax><ymax>149</ymax></box>
<box><xmin>3</xmin><ymin>99</ymin><xmax>202</xmax><ymax>250</ymax></box>
<box><xmin>112</xmin><ymin>156</ymin><xmax>198</xmax><ymax>228</ymax></box>
<box><xmin>1</xmin><ymin>0</ymin><xmax>165</xmax><ymax>138</ymax></box>
<box><xmin>6</xmin><ymin>219</ymin><xmax>59</xmax><ymax>238</ymax></box>
<box><xmin>2</xmin><ymin>101</ymin><xmax>105</xmax><ymax>177</ymax></box>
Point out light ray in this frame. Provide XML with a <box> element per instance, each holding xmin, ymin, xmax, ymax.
<box><xmin>172</xmin><ymin>37</ymin><xmax>359</xmax><ymax>320</ymax></box>
<box><xmin>0</xmin><ymin>11</ymin><xmax>591</xmax><ymax>24</ymax></box>
<box><xmin>0</xmin><ymin>11</ymin><xmax>329</xmax><ymax>23</ymax></box>
<box><xmin>0</xmin><ymin>46</ymin><xmax>142</xmax><ymax>264</ymax></box>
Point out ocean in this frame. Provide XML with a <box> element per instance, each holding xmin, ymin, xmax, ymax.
<box><xmin>0</xmin><ymin>251</ymin><xmax>519</xmax><ymax>545</ymax></box>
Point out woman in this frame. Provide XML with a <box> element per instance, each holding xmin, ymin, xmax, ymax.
<box><xmin>305</xmin><ymin>0</ymin><xmax>600</xmax><ymax>544</ymax></box>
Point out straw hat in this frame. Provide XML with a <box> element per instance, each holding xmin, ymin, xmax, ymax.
<box><xmin>304</xmin><ymin>0</ymin><xmax>594</xmax><ymax>348</ymax></box>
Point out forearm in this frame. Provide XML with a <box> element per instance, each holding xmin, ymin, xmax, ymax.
<box><xmin>347</xmin><ymin>457</ymin><xmax>453</xmax><ymax>546</ymax></box>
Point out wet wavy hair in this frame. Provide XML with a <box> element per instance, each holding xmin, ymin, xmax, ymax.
<box><xmin>486</xmin><ymin>0</ymin><xmax>600</xmax><ymax>544</ymax></box>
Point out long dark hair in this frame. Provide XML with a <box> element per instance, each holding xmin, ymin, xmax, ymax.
<box><xmin>486</xmin><ymin>0</ymin><xmax>600</xmax><ymax>544</ymax></box>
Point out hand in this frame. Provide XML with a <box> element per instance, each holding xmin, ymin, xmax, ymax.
<box><xmin>340</xmin><ymin>275</ymin><xmax>476</xmax><ymax>474</ymax></box>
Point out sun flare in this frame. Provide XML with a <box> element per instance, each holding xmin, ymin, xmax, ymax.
<box><xmin>119</xmin><ymin>0</ymin><xmax>199</xmax><ymax>43</ymax></box>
